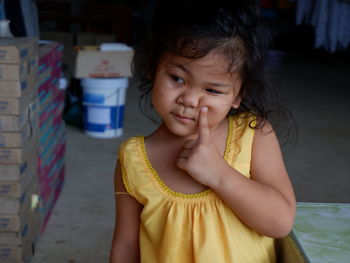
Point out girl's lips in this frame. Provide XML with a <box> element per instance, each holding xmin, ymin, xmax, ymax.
<box><xmin>172</xmin><ymin>113</ymin><xmax>195</xmax><ymax>122</ymax></box>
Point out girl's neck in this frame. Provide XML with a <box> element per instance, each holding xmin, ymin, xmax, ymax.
<box><xmin>147</xmin><ymin>124</ymin><xmax>193</xmax><ymax>153</ymax></box>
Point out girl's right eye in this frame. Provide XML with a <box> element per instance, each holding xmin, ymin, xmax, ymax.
<box><xmin>170</xmin><ymin>75</ymin><xmax>185</xmax><ymax>84</ymax></box>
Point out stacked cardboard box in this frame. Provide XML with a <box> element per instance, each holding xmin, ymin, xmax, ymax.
<box><xmin>0</xmin><ymin>38</ymin><xmax>40</xmax><ymax>263</ymax></box>
<box><xmin>37</xmin><ymin>41</ymin><xmax>66</xmax><ymax>234</ymax></box>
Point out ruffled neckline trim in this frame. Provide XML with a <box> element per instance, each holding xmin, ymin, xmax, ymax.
<box><xmin>139</xmin><ymin>116</ymin><xmax>234</xmax><ymax>199</ymax></box>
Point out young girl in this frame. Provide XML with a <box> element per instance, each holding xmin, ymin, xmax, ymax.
<box><xmin>110</xmin><ymin>0</ymin><xmax>296</xmax><ymax>262</ymax></box>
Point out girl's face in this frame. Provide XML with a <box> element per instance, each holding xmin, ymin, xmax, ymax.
<box><xmin>152</xmin><ymin>51</ymin><xmax>242</xmax><ymax>137</ymax></box>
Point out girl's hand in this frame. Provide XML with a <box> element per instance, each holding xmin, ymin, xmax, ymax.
<box><xmin>177</xmin><ymin>108</ymin><xmax>296</xmax><ymax>238</ymax></box>
<box><xmin>176</xmin><ymin>107</ymin><xmax>228</xmax><ymax>186</ymax></box>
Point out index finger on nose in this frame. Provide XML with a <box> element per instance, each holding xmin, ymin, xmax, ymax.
<box><xmin>199</xmin><ymin>107</ymin><xmax>210</xmax><ymax>144</ymax></box>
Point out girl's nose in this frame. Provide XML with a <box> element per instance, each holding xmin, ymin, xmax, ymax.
<box><xmin>176</xmin><ymin>89</ymin><xmax>200</xmax><ymax>108</ymax></box>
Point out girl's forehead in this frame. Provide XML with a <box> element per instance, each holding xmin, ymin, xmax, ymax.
<box><xmin>159</xmin><ymin>52</ymin><xmax>242</xmax><ymax>86</ymax></box>
<box><xmin>160</xmin><ymin>52</ymin><xmax>241</xmax><ymax>77</ymax></box>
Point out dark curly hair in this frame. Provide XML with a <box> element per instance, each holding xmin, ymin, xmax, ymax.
<box><xmin>132</xmin><ymin>0</ymin><xmax>296</xmax><ymax>143</ymax></box>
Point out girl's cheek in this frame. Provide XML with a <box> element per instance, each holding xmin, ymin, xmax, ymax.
<box><xmin>198</xmin><ymin>97</ymin><xmax>223</xmax><ymax>112</ymax></box>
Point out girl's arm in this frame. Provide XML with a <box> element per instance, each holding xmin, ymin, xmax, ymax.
<box><xmin>177</xmin><ymin>108</ymin><xmax>295</xmax><ymax>238</ymax></box>
<box><xmin>212</xmin><ymin>125</ymin><xmax>295</xmax><ymax>238</ymax></box>
<box><xmin>109</xmin><ymin>161</ymin><xmax>142</xmax><ymax>263</ymax></box>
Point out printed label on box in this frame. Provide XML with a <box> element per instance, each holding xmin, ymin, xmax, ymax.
<box><xmin>0</xmin><ymin>37</ymin><xmax>38</xmax><ymax>64</ymax></box>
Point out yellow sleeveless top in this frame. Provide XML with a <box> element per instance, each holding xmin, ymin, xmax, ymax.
<box><xmin>118</xmin><ymin>115</ymin><xmax>276</xmax><ymax>263</ymax></box>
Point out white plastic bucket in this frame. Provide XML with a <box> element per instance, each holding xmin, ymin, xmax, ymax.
<box><xmin>81</xmin><ymin>78</ymin><xmax>128</xmax><ymax>138</ymax></box>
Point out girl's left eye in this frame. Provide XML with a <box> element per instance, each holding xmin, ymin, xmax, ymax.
<box><xmin>170</xmin><ymin>75</ymin><xmax>185</xmax><ymax>84</ymax></box>
<box><xmin>206</xmin><ymin>89</ymin><xmax>222</xmax><ymax>94</ymax></box>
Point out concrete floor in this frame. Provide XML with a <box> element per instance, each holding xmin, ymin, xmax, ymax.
<box><xmin>31</xmin><ymin>52</ymin><xmax>350</xmax><ymax>263</ymax></box>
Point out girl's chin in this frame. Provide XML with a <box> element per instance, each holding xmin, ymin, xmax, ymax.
<box><xmin>163</xmin><ymin>123</ymin><xmax>198</xmax><ymax>138</ymax></box>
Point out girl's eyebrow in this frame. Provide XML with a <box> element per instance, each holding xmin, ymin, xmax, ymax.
<box><xmin>166</xmin><ymin>62</ymin><xmax>192</xmax><ymax>75</ymax></box>
<box><xmin>205</xmin><ymin>82</ymin><xmax>233</xmax><ymax>88</ymax></box>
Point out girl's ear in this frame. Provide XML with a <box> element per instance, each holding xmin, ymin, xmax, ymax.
<box><xmin>232</xmin><ymin>95</ymin><xmax>242</xmax><ymax>109</ymax></box>
<box><xmin>231</xmin><ymin>76</ymin><xmax>242</xmax><ymax>109</ymax></box>
<box><xmin>232</xmin><ymin>83</ymin><xmax>242</xmax><ymax>109</ymax></box>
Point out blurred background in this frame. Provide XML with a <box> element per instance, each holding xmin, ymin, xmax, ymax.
<box><xmin>0</xmin><ymin>0</ymin><xmax>349</xmax><ymax>262</ymax></box>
